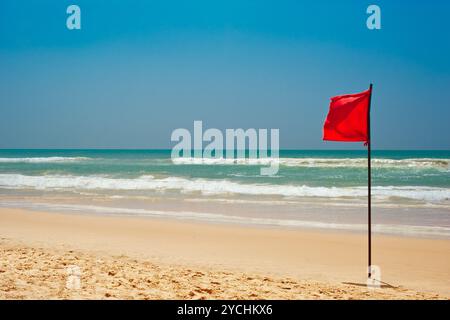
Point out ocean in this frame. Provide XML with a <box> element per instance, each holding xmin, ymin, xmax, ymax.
<box><xmin>0</xmin><ymin>149</ymin><xmax>449</xmax><ymax>238</ymax></box>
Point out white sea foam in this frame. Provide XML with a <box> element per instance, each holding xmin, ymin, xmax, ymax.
<box><xmin>0</xmin><ymin>157</ymin><xmax>91</xmax><ymax>163</ymax></box>
<box><xmin>1</xmin><ymin>201</ymin><xmax>449</xmax><ymax>238</ymax></box>
<box><xmin>172</xmin><ymin>157</ymin><xmax>278</xmax><ymax>165</ymax></box>
<box><xmin>173</xmin><ymin>157</ymin><xmax>450</xmax><ymax>169</ymax></box>
<box><xmin>0</xmin><ymin>173</ymin><xmax>449</xmax><ymax>203</ymax></box>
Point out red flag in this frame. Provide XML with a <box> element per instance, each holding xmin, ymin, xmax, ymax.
<box><xmin>323</xmin><ymin>88</ymin><xmax>371</xmax><ymax>143</ymax></box>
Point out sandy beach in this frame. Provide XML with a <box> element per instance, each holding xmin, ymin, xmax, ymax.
<box><xmin>0</xmin><ymin>207</ymin><xmax>449</xmax><ymax>299</ymax></box>
<box><xmin>2</xmin><ymin>0</ymin><xmax>450</xmax><ymax>304</ymax></box>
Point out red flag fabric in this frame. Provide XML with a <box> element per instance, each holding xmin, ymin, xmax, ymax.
<box><xmin>323</xmin><ymin>88</ymin><xmax>371</xmax><ymax>143</ymax></box>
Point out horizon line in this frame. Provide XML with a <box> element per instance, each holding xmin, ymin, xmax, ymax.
<box><xmin>1</xmin><ymin>148</ymin><xmax>449</xmax><ymax>151</ymax></box>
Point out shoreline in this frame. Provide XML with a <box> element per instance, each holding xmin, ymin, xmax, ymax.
<box><xmin>1</xmin><ymin>208</ymin><xmax>449</xmax><ymax>299</ymax></box>
<box><xmin>1</xmin><ymin>199</ymin><xmax>449</xmax><ymax>240</ymax></box>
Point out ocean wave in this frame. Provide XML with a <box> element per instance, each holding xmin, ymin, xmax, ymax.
<box><xmin>0</xmin><ymin>157</ymin><xmax>91</xmax><ymax>163</ymax></box>
<box><xmin>172</xmin><ymin>157</ymin><xmax>278</xmax><ymax>165</ymax></box>
<box><xmin>0</xmin><ymin>173</ymin><xmax>449</xmax><ymax>202</ymax></box>
<box><xmin>172</xmin><ymin>157</ymin><xmax>450</xmax><ymax>169</ymax></box>
<box><xmin>1</xmin><ymin>201</ymin><xmax>449</xmax><ymax>238</ymax></box>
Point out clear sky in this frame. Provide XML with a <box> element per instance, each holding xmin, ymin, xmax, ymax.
<box><xmin>0</xmin><ymin>0</ymin><xmax>449</xmax><ymax>149</ymax></box>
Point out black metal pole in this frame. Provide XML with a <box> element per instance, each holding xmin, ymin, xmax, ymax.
<box><xmin>367</xmin><ymin>83</ymin><xmax>373</xmax><ymax>278</ymax></box>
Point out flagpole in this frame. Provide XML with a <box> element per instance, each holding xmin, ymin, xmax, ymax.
<box><xmin>367</xmin><ymin>83</ymin><xmax>373</xmax><ymax>278</ymax></box>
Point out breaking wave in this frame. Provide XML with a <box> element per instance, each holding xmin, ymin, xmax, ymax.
<box><xmin>0</xmin><ymin>157</ymin><xmax>91</xmax><ymax>163</ymax></box>
<box><xmin>0</xmin><ymin>173</ymin><xmax>448</xmax><ymax>202</ymax></box>
<box><xmin>172</xmin><ymin>157</ymin><xmax>450</xmax><ymax>169</ymax></box>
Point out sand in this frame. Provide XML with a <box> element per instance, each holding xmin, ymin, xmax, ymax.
<box><xmin>0</xmin><ymin>208</ymin><xmax>449</xmax><ymax>299</ymax></box>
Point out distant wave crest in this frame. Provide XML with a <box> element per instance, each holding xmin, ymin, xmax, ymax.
<box><xmin>0</xmin><ymin>173</ymin><xmax>448</xmax><ymax>202</ymax></box>
<box><xmin>0</xmin><ymin>157</ymin><xmax>91</xmax><ymax>163</ymax></box>
<box><xmin>172</xmin><ymin>157</ymin><xmax>450</xmax><ymax>169</ymax></box>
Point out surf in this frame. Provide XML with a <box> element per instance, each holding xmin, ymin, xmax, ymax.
<box><xmin>0</xmin><ymin>173</ymin><xmax>448</xmax><ymax>203</ymax></box>
<box><xmin>0</xmin><ymin>157</ymin><xmax>91</xmax><ymax>163</ymax></box>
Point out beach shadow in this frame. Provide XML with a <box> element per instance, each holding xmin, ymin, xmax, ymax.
<box><xmin>342</xmin><ymin>281</ymin><xmax>398</xmax><ymax>289</ymax></box>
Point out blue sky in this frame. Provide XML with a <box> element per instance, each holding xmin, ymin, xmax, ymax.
<box><xmin>0</xmin><ymin>0</ymin><xmax>449</xmax><ymax>149</ymax></box>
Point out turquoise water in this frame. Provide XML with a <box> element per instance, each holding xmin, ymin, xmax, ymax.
<box><xmin>0</xmin><ymin>149</ymin><xmax>449</xmax><ymax>187</ymax></box>
<box><xmin>0</xmin><ymin>149</ymin><xmax>449</xmax><ymax>237</ymax></box>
